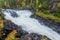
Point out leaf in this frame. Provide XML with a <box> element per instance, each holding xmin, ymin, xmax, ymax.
<box><xmin>5</xmin><ymin>30</ymin><xmax>17</xmax><ymax>40</ymax></box>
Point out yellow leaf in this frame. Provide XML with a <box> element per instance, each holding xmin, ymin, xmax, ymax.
<box><xmin>5</xmin><ymin>30</ymin><xmax>17</xmax><ymax>40</ymax></box>
<box><xmin>0</xmin><ymin>16</ymin><xmax>4</xmax><ymax>29</ymax></box>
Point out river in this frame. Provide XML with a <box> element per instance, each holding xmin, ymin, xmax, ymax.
<box><xmin>2</xmin><ymin>9</ymin><xmax>60</xmax><ymax>40</ymax></box>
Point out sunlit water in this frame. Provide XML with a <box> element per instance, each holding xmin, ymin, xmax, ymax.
<box><xmin>2</xmin><ymin>9</ymin><xmax>60</xmax><ymax>40</ymax></box>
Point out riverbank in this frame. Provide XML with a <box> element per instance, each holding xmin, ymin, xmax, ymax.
<box><xmin>0</xmin><ymin>9</ymin><xmax>60</xmax><ymax>40</ymax></box>
<box><xmin>0</xmin><ymin>16</ymin><xmax>51</xmax><ymax>40</ymax></box>
<box><xmin>31</xmin><ymin>14</ymin><xmax>60</xmax><ymax>34</ymax></box>
<box><xmin>35</xmin><ymin>11</ymin><xmax>60</xmax><ymax>23</ymax></box>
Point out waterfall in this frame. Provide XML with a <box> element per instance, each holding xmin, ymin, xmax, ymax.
<box><xmin>2</xmin><ymin>9</ymin><xmax>60</xmax><ymax>40</ymax></box>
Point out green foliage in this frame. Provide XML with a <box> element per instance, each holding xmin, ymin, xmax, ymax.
<box><xmin>0</xmin><ymin>0</ymin><xmax>16</xmax><ymax>9</ymax></box>
<box><xmin>0</xmin><ymin>30</ymin><xmax>3</xmax><ymax>37</ymax></box>
<box><xmin>35</xmin><ymin>11</ymin><xmax>60</xmax><ymax>22</ymax></box>
<box><xmin>9</xmin><ymin>0</ymin><xmax>16</xmax><ymax>8</ymax></box>
<box><xmin>58</xmin><ymin>2</ymin><xmax>60</xmax><ymax>7</ymax></box>
<box><xmin>0</xmin><ymin>0</ymin><xmax>60</xmax><ymax>22</ymax></box>
<box><xmin>41</xmin><ymin>36</ymin><xmax>48</xmax><ymax>40</ymax></box>
<box><xmin>54</xmin><ymin>13</ymin><xmax>60</xmax><ymax>18</ymax></box>
<box><xmin>31</xmin><ymin>0</ymin><xmax>35</xmax><ymax>9</ymax></box>
<box><xmin>53</xmin><ymin>2</ymin><xmax>60</xmax><ymax>18</ymax></box>
<box><xmin>1</xmin><ymin>13</ymin><xmax>5</xmax><ymax>17</ymax></box>
<box><xmin>0</xmin><ymin>0</ymin><xmax>56</xmax><ymax>10</ymax></box>
<box><xmin>5</xmin><ymin>30</ymin><xmax>17</xmax><ymax>40</ymax></box>
<box><xmin>0</xmin><ymin>0</ymin><xmax>4</xmax><ymax>8</ymax></box>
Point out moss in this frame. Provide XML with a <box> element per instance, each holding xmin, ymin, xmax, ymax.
<box><xmin>22</xmin><ymin>0</ymin><xmax>26</xmax><ymax>8</ymax></box>
<box><xmin>35</xmin><ymin>11</ymin><xmax>60</xmax><ymax>22</ymax></box>
<box><xmin>1</xmin><ymin>13</ymin><xmax>5</xmax><ymax>17</ymax></box>
<box><xmin>41</xmin><ymin>36</ymin><xmax>48</xmax><ymax>40</ymax></box>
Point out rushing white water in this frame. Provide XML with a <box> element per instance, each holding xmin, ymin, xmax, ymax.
<box><xmin>2</xmin><ymin>9</ymin><xmax>60</xmax><ymax>40</ymax></box>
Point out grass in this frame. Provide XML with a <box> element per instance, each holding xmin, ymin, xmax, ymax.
<box><xmin>35</xmin><ymin>11</ymin><xmax>60</xmax><ymax>23</ymax></box>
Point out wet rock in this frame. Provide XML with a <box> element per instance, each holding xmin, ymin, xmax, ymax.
<box><xmin>16</xmin><ymin>29</ymin><xmax>28</xmax><ymax>38</ymax></box>
<box><xmin>0</xmin><ymin>37</ymin><xmax>3</xmax><ymax>40</ymax></box>
<box><xmin>20</xmin><ymin>33</ymin><xmax>51</xmax><ymax>40</ymax></box>
<box><xmin>9</xmin><ymin>10</ymin><xmax>18</xmax><ymax>18</ymax></box>
<box><xmin>31</xmin><ymin>14</ymin><xmax>60</xmax><ymax>34</ymax></box>
<box><xmin>3</xmin><ymin>20</ymin><xmax>20</xmax><ymax>30</ymax></box>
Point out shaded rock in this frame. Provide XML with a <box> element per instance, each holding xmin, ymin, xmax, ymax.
<box><xmin>9</xmin><ymin>10</ymin><xmax>19</xmax><ymax>18</ymax></box>
<box><xmin>31</xmin><ymin>14</ymin><xmax>60</xmax><ymax>34</ymax></box>
<box><xmin>20</xmin><ymin>33</ymin><xmax>51</xmax><ymax>40</ymax></box>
